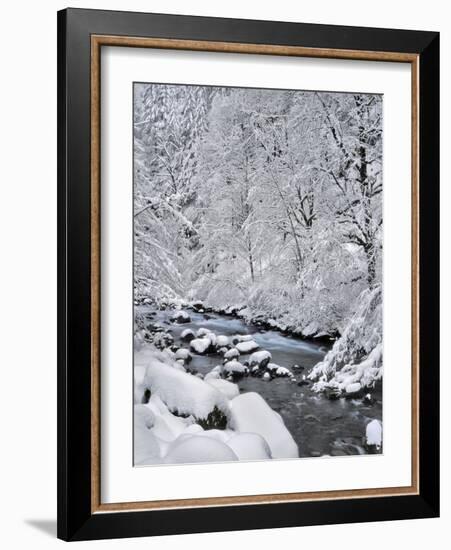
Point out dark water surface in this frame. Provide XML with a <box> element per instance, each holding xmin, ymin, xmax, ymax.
<box><xmin>139</xmin><ymin>307</ymin><xmax>383</xmax><ymax>458</ymax></box>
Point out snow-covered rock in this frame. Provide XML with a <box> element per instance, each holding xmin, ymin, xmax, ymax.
<box><xmin>196</xmin><ymin>327</ymin><xmax>212</xmax><ymax>338</ymax></box>
<box><xmin>235</xmin><ymin>340</ymin><xmax>259</xmax><ymax>354</ymax></box>
<box><xmin>266</xmin><ymin>363</ymin><xmax>293</xmax><ymax>378</ymax></box>
<box><xmin>262</xmin><ymin>372</ymin><xmax>271</xmax><ymax>381</ymax></box>
<box><xmin>170</xmin><ymin>310</ymin><xmax>191</xmax><ymax>324</ymax></box>
<box><xmin>249</xmin><ymin>350</ymin><xmax>272</xmax><ymax>368</ymax></box>
<box><xmin>152</xmin><ymin>331</ymin><xmax>174</xmax><ymax>350</ymax></box>
<box><xmin>222</xmin><ymin>360</ymin><xmax>247</xmax><ymax>378</ymax></box>
<box><xmin>226</xmin><ymin>433</ymin><xmax>272</xmax><ymax>460</ymax></box>
<box><xmin>180</xmin><ymin>328</ymin><xmax>195</xmax><ymax>342</ymax></box>
<box><xmin>365</xmin><ymin>419</ymin><xmax>382</xmax><ymax>450</ymax></box>
<box><xmin>229</xmin><ymin>392</ymin><xmax>299</xmax><ymax>459</ymax></box>
<box><xmin>345</xmin><ymin>382</ymin><xmax>362</xmax><ymax>396</ymax></box>
<box><xmin>163</xmin><ymin>435</ymin><xmax>238</xmax><ymax>464</ymax></box>
<box><xmin>232</xmin><ymin>334</ymin><xmax>253</xmax><ymax>345</ymax></box>
<box><xmin>175</xmin><ymin>348</ymin><xmax>192</xmax><ymax>363</ymax></box>
<box><xmin>224</xmin><ymin>348</ymin><xmax>240</xmax><ymax>360</ymax></box>
<box><xmin>190</xmin><ymin>337</ymin><xmax>213</xmax><ymax>355</ymax></box>
<box><xmin>206</xmin><ymin>378</ymin><xmax>240</xmax><ymax>400</ymax></box>
<box><xmin>204</xmin><ymin>366</ymin><xmax>222</xmax><ymax>381</ymax></box>
<box><xmin>216</xmin><ymin>335</ymin><xmax>229</xmax><ymax>347</ymax></box>
<box><xmin>144</xmin><ymin>358</ymin><xmax>229</xmax><ymax>420</ymax></box>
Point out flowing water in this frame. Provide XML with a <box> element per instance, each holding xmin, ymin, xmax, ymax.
<box><xmin>140</xmin><ymin>307</ymin><xmax>383</xmax><ymax>458</ymax></box>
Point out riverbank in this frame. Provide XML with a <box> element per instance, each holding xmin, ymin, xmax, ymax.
<box><xmin>134</xmin><ymin>305</ymin><xmax>383</xmax><ymax>462</ymax></box>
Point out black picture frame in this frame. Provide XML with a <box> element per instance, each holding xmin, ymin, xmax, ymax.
<box><xmin>57</xmin><ymin>7</ymin><xmax>439</xmax><ymax>541</ymax></box>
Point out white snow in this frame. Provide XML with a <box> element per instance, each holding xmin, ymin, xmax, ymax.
<box><xmin>206</xmin><ymin>378</ymin><xmax>240</xmax><ymax>400</ymax></box>
<box><xmin>134</xmin><ymin>365</ymin><xmax>147</xmax><ymax>404</ymax></box>
<box><xmin>144</xmin><ymin>357</ymin><xmax>229</xmax><ymax>420</ymax></box>
<box><xmin>170</xmin><ymin>310</ymin><xmax>191</xmax><ymax>323</ymax></box>
<box><xmin>222</xmin><ymin>360</ymin><xmax>247</xmax><ymax>376</ymax></box>
<box><xmin>196</xmin><ymin>327</ymin><xmax>212</xmax><ymax>338</ymax></box>
<box><xmin>262</xmin><ymin>372</ymin><xmax>271</xmax><ymax>381</ymax></box>
<box><xmin>310</xmin><ymin>286</ymin><xmax>383</xmax><ymax>394</ymax></box>
<box><xmin>180</xmin><ymin>328</ymin><xmax>195</xmax><ymax>340</ymax></box>
<box><xmin>175</xmin><ymin>348</ymin><xmax>192</xmax><ymax>361</ymax></box>
<box><xmin>224</xmin><ymin>348</ymin><xmax>240</xmax><ymax>360</ymax></box>
<box><xmin>229</xmin><ymin>392</ymin><xmax>299</xmax><ymax>459</ymax></box>
<box><xmin>190</xmin><ymin>337</ymin><xmax>212</xmax><ymax>354</ymax></box>
<box><xmin>227</xmin><ymin>433</ymin><xmax>272</xmax><ymax>460</ymax></box>
<box><xmin>204</xmin><ymin>366</ymin><xmax>222</xmax><ymax>381</ymax></box>
<box><xmin>345</xmin><ymin>382</ymin><xmax>362</xmax><ymax>395</ymax></box>
<box><xmin>163</xmin><ymin>435</ymin><xmax>238</xmax><ymax>464</ymax></box>
<box><xmin>266</xmin><ymin>363</ymin><xmax>293</xmax><ymax>377</ymax></box>
<box><xmin>235</xmin><ymin>340</ymin><xmax>259</xmax><ymax>353</ymax></box>
<box><xmin>216</xmin><ymin>335</ymin><xmax>229</xmax><ymax>347</ymax></box>
<box><xmin>366</xmin><ymin>419</ymin><xmax>382</xmax><ymax>448</ymax></box>
<box><xmin>249</xmin><ymin>350</ymin><xmax>272</xmax><ymax>367</ymax></box>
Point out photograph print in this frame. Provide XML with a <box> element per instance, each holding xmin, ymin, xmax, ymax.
<box><xmin>133</xmin><ymin>82</ymin><xmax>383</xmax><ymax>466</ymax></box>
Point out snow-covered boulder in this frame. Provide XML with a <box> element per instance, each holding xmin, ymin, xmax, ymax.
<box><xmin>222</xmin><ymin>360</ymin><xmax>247</xmax><ymax>379</ymax></box>
<box><xmin>152</xmin><ymin>331</ymin><xmax>174</xmax><ymax>350</ymax></box>
<box><xmin>216</xmin><ymin>335</ymin><xmax>229</xmax><ymax>347</ymax></box>
<box><xmin>144</xmin><ymin>359</ymin><xmax>229</xmax><ymax>421</ymax></box>
<box><xmin>262</xmin><ymin>372</ymin><xmax>271</xmax><ymax>381</ymax></box>
<box><xmin>232</xmin><ymin>334</ymin><xmax>253</xmax><ymax>345</ymax></box>
<box><xmin>229</xmin><ymin>392</ymin><xmax>299</xmax><ymax>459</ymax></box>
<box><xmin>235</xmin><ymin>340</ymin><xmax>259</xmax><ymax>354</ymax></box>
<box><xmin>175</xmin><ymin>348</ymin><xmax>192</xmax><ymax>363</ymax></box>
<box><xmin>196</xmin><ymin>327</ymin><xmax>212</xmax><ymax>338</ymax></box>
<box><xmin>227</xmin><ymin>433</ymin><xmax>272</xmax><ymax>461</ymax></box>
<box><xmin>344</xmin><ymin>382</ymin><xmax>362</xmax><ymax>396</ymax></box>
<box><xmin>365</xmin><ymin>419</ymin><xmax>382</xmax><ymax>451</ymax></box>
<box><xmin>224</xmin><ymin>348</ymin><xmax>240</xmax><ymax>361</ymax></box>
<box><xmin>266</xmin><ymin>363</ymin><xmax>293</xmax><ymax>378</ymax></box>
<box><xmin>190</xmin><ymin>337</ymin><xmax>214</xmax><ymax>355</ymax></box>
<box><xmin>163</xmin><ymin>435</ymin><xmax>238</xmax><ymax>464</ymax></box>
<box><xmin>180</xmin><ymin>328</ymin><xmax>195</xmax><ymax>342</ymax></box>
<box><xmin>206</xmin><ymin>378</ymin><xmax>240</xmax><ymax>400</ymax></box>
<box><xmin>249</xmin><ymin>350</ymin><xmax>272</xmax><ymax>368</ymax></box>
<box><xmin>204</xmin><ymin>366</ymin><xmax>222</xmax><ymax>381</ymax></box>
<box><xmin>170</xmin><ymin>310</ymin><xmax>191</xmax><ymax>324</ymax></box>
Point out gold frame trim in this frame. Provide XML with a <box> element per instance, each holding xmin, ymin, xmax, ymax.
<box><xmin>90</xmin><ymin>35</ymin><xmax>420</xmax><ymax>514</ymax></box>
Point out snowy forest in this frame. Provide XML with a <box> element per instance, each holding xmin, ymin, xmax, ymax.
<box><xmin>133</xmin><ymin>83</ymin><xmax>383</xmax><ymax>465</ymax></box>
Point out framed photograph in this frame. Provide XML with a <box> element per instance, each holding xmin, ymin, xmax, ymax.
<box><xmin>57</xmin><ymin>8</ymin><xmax>439</xmax><ymax>541</ymax></box>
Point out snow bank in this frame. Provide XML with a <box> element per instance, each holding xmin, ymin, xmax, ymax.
<box><xmin>134</xmin><ymin>343</ymin><xmax>300</xmax><ymax>465</ymax></box>
<box><xmin>309</xmin><ymin>286</ymin><xmax>383</xmax><ymax>395</ymax></box>
<box><xmin>229</xmin><ymin>392</ymin><xmax>299</xmax><ymax>459</ymax></box>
